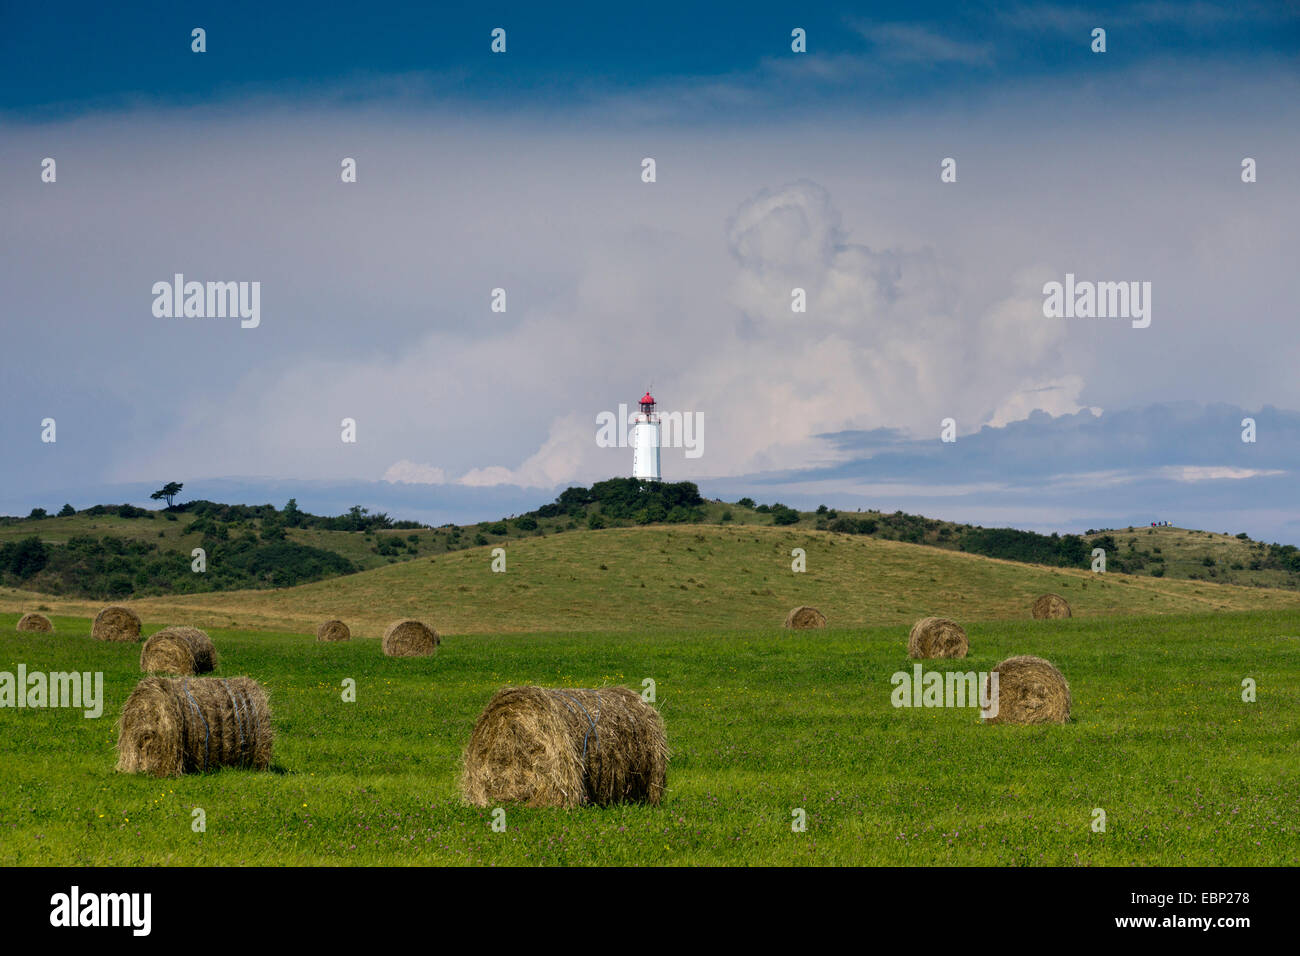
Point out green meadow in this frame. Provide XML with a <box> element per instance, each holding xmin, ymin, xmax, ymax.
<box><xmin>2</xmin><ymin>609</ymin><xmax>1297</xmax><ymax>866</ymax></box>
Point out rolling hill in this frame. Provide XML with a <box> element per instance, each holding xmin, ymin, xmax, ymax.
<box><xmin>5</xmin><ymin>524</ymin><xmax>1298</xmax><ymax>636</ymax></box>
<box><xmin>4</xmin><ymin>485</ymin><xmax>1299</xmax><ymax>605</ymax></box>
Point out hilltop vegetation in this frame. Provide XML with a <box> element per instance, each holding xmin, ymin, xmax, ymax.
<box><xmin>0</xmin><ymin>482</ymin><xmax>709</xmax><ymax>600</ymax></box>
<box><xmin>3</xmin><ymin>479</ymin><xmax>1298</xmax><ymax>601</ymax></box>
<box><xmin>0</xmin><ymin>503</ymin><xmax>361</xmax><ymax>599</ymax></box>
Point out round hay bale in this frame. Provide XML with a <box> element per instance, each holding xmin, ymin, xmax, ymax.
<box><xmin>382</xmin><ymin>619</ymin><xmax>438</xmax><ymax>657</ymax></box>
<box><xmin>140</xmin><ymin>626</ymin><xmax>217</xmax><ymax>675</ymax></box>
<box><xmin>461</xmin><ymin>686</ymin><xmax>668</xmax><ymax>808</ymax></box>
<box><xmin>16</xmin><ymin>612</ymin><xmax>53</xmax><ymax>633</ymax></box>
<box><xmin>115</xmin><ymin>675</ymin><xmax>272</xmax><ymax>777</ymax></box>
<box><xmin>316</xmin><ymin>619</ymin><xmax>351</xmax><ymax>642</ymax></box>
<box><xmin>1031</xmin><ymin>593</ymin><xmax>1072</xmax><ymax>619</ymax></box>
<box><xmin>92</xmin><ymin>605</ymin><xmax>142</xmax><ymax>642</ymax></box>
<box><xmin>983</xmin><ymin>655</ymin><xmax>1071</xmax><ymax>725</ymax></box>
<box><xmin>908</xmin><ymin>617</ymin><xmax>969</xmax><ymax>658</ymax></box>
<box><xmin>784</xmin><ymin>605</ymin><xmax>827</xmax><ymax>629</ymax></box>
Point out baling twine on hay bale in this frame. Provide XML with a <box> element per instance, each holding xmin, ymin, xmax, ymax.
<box><xmin>116</xmin><ymin>675</ymin><xmax>272</xmax><ymax>777</ymax></box>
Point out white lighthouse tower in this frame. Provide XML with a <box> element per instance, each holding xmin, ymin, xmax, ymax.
<box><xmin>631</xmin><ymin>391</ymin><xmax>661</xmax><ymax>480</ymax></box>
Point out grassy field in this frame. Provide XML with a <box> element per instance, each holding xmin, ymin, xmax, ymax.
<box><xmin>5</xmin><ymin>526</ymin><xmax>1300</xmax><ymax>637</ymax></box>
<box><xmin>2</xmin><ymin>608</ymin><xmax>1298</xmax><ymax>866</ymax></box>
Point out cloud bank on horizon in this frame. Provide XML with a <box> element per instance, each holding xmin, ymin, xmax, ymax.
<box><xmin>1</xmin><ymin>2</ymin><xmax>1297</xmax><ymax>539</ymax></box>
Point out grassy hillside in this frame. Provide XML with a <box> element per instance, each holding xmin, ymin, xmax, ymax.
<box><xmin>1085</xmin><ymin>524</ymin><xmax>1297</xmax><ymax>588</ymax></box>
<box><xmin>3</xmin><ymin>609</ymin><xmax>1297</xmax><ymax>865</ymax></box>
<box><xmin>0</xmin><ymin>509</ymin><xmax>460</xmax><ymax>576</ymax></box>
<box><xmin>0</xmin><ymin>510</ymin><xmax>411</xmax><ymax>567</ymax></box>
<box><xmin>5</xmin><ymin>525</ymin><xmax>1299</xmax><ymax>636</ymax></box>
<box><xmin>5</xmin><ymin>488</ymin><xmax>1299</xmax><ymax>603</ymax></box>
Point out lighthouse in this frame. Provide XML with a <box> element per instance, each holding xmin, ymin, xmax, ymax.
<box><xmin>631</xmin><ymin>391</ymin><xmax>661</xmax><ymax>480</ymax></box>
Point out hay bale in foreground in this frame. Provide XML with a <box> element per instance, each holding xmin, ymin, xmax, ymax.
<box><xmin>908</xmin><ymin>617</ymin><xmax>969</xmax><ymax>658</ymax></box>
<box><xmin>382</xmin><ymin>619</ymin><xmax>438</xmax><ymax>657</ymax></box>
<box><xmin>784</xmin><ymin>605</ymin><xmax>827</xmax><ymax>629</ymax></box>
<box><xmin>140</xmin><ymin>626</ymin><xmax>217</xmax><ymax>675</ymax></box>
<box><xmin>1031</xmin><ymin>593</ymin><xmax>1072</xmax><ymax>619</ymax></box>
<box><xmin>460</xmin><ymin>686</ymin><xmax>668</xmax><ymax>808</ymax></box>
<box><xmin>116</xmin><ymin>675</ymin><xmax>272</xmax><ymax>777</ymax></box>
<box><xmin>92</xmin><ymin>605</ymin><xmax>142</xmax><ymax>642</ymax></box>
<box><xmin>16</xmin><ymin>612</ymin><xmax>53</xmax><ymax>633</ymax></box>
<box><xmin>316</xmin><ymin>619</ymin><xmax>351</xmax><ymax>642</ymax></box>
<box><xmin>983</xmin><ymin>655</ymin><xmax>1071</xmax><ymax>725</ymax></box>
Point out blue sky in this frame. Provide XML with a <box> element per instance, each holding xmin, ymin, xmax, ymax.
<box><xmin>2</xmin><ymin>2</ymin><xmax>1298</xmax><ymax>540</ymax></box>
<box><xmin>5</xmin><ymin>2</ymin><xmax>1297</xmax><ymax>117</ymax></box>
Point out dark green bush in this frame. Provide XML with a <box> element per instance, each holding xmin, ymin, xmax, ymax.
<box><xmin>770</xmin><ymin>504</ymin><xmax>800</xmax><ymax>526</ymax></box>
